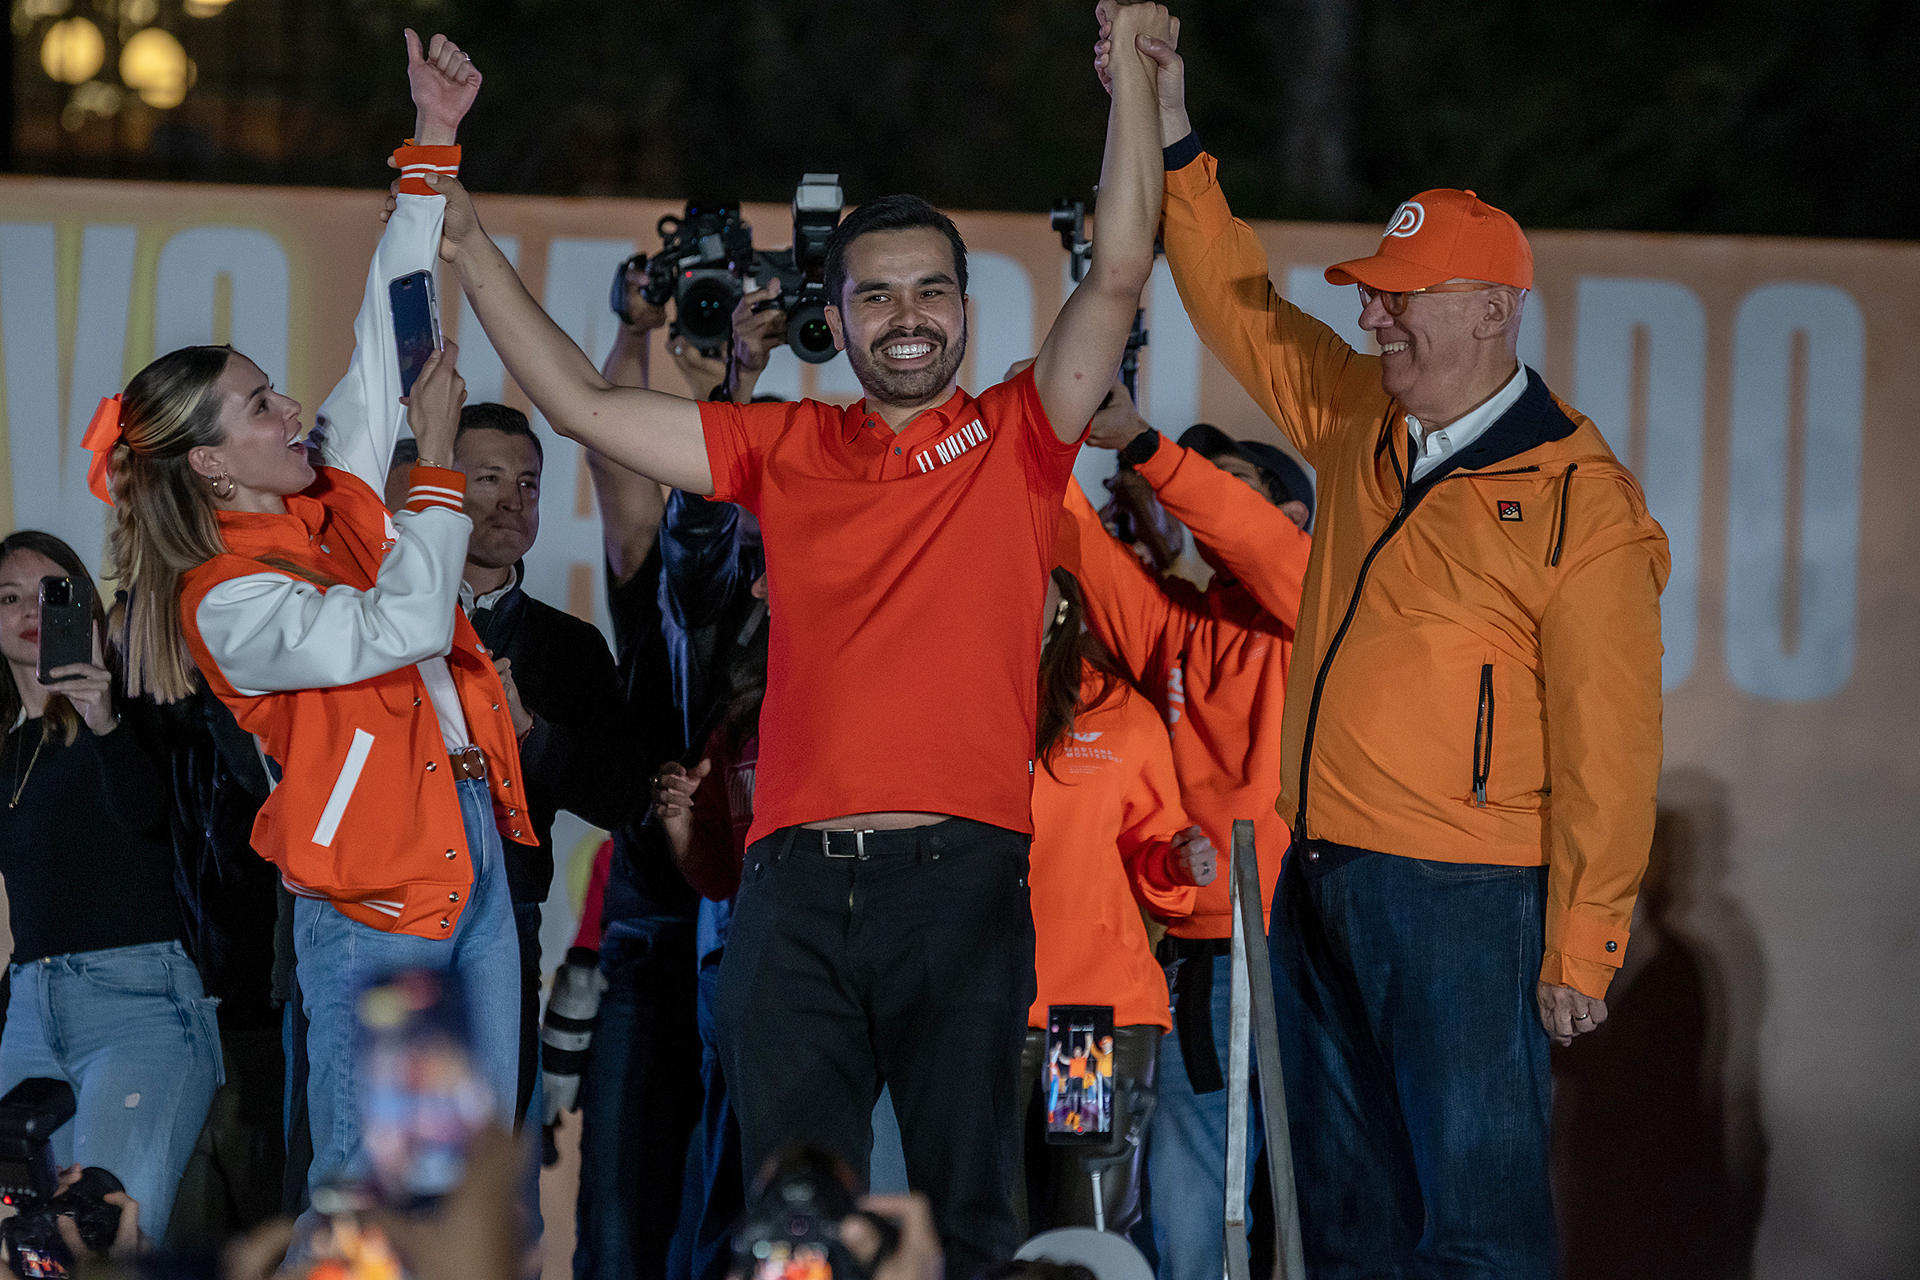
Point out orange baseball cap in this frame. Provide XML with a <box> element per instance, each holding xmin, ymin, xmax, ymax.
<box><xmin>1324</xmin><ymin>189</ymin><xmax>1533</xmax><ymax>292</ymax></box>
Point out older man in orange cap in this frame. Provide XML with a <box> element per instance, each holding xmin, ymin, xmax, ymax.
<box><xmin>1094</xmin><ymin>14</ymin><xmax>1669</xmax><ymax>1278</ymax></box>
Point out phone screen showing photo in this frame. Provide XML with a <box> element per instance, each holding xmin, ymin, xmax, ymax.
<box><xmin>1043</xmin><ymin>1003</ymin><xmax>1116</xmax><ymax>1144</ymax></box>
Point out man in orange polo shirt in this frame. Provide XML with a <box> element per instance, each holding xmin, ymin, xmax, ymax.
<box><xmin>431</xmin><ymin>5</ymin><xmax>1178</xmax><ymax>1271</ymax></box>
<box><xmin>1097</xmin><ymin>18</ymin><xmax>1668</xmax><ymax>1277</ymax></box>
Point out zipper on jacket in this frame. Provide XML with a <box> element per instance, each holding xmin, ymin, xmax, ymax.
<box><xmin>1472</xmin><ymin>663</ymin><xmax>1494</xmax><ymax>806</ymax></box>
<box><xmin>1295</xmin><ymin>439</ymin><xmax>1424</xmax><ymax>836</ymax></box>
<box><xmin>1294</xmin><ymin>445</ymin><xmax>1543</xmax><ymax>836</ymax></box>
<box><xmin>1549</xmin><ymin>463</ymin><xmax>1578</xmax><ymax>567</ymax></box>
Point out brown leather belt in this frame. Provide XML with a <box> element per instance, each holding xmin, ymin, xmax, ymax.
<box><xmin>448</xmin><ymin>745</ymin><xmax>488</xmax><ymax>780</ymax></box>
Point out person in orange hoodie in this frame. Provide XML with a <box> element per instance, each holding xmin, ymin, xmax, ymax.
<box><xmin>1014</xmin><ymin>567</ymin><xmax>1214</xmax><ymax>1238</ymax></box>
<box><xmin>1096</xmin><ymin>18</ymin><xmax>1670</xmax><ymax>1277</ymax></box>
<box><xmin>1054</xmin><ymin>383</ymin><xmax>1311</xmax><ymax>1280</ymax></box>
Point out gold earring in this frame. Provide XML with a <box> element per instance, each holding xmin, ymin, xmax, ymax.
<box><xmin>210</xmin><ymin>470</ymin><xmax>236</xmax><ymax>501</ymax></box>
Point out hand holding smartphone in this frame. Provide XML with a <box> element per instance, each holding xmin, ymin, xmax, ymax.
<box><xmin>34</xmin><ymin>579</ymin><xmax>91</xmax><ymax>686</ymax></box>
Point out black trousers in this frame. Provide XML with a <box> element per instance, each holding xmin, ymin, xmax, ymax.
<box><xmin>715</xmin><ymin>819</ymin><xmax>1035</xmax><ymax>1280</ymax></box>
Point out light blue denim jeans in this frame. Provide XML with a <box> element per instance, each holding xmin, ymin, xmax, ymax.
<box><xmin>1141</xmin><ymin>952</ymin><xmax>1262</xmax><ymax>1280</ymax></box>
<box><xmin>292</xmin><ymin>777</ymin><xmax>521</xmax><ymax>1228</ymax></box>
<box><xmin>0</xmin><ymin>939</ymin><xmax>223</xmax><ymax>1241</ymax></box>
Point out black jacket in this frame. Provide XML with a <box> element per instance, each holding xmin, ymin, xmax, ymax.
<box><xmin>470</xmin><ymin>577</ymin><xmax>648</xmax><ymax>906</ymax></box>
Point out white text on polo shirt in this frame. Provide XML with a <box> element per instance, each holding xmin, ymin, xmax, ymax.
<box><xmin>914</xmin><ymin>418</ymin><xmax>990</xmax><ymax>474</ymax></box>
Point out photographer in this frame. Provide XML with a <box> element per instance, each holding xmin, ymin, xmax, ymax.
<box><xmin>0</xmin><ymin>530</ymin><xmax>222</xmax><ymax>1243</ymax></box>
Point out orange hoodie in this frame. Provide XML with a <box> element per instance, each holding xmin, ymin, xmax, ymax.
<box><xmin>1057</xmin><ymin>444</ymin><xmax>1311</xmax><ymax>940</ymax></box>
<box><xmin>1027</xmin><ymin>664</ymin><xmax>1197</xmax><ymax>1029</ymax></box>
<box><xmin>1162</xmin><ymin>151</ymin><xmax>1669</xmax><ymax>998</ymax></box>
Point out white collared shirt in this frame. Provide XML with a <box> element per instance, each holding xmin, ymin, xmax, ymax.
<box><xmin>1405</xmin><ymin>364</ymin><xmax>1528</xmax><ymax>482</ymax></box>
<box><xmin>458</xmin><ymin>562</ymin><xmax>520</xmax><ymax>617</ymax></box>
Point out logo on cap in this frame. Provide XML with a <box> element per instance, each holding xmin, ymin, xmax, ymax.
<box><xmin>1385</xmin><ymin>201</ymin><xmax>1426</xmax><ymax>238</ymax></box>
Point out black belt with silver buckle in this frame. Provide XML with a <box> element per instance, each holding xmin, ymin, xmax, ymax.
<box><xmin>448</xmin><ymin>745</ymin><xmax>488</xmax><ymax>781</ymax></box>
<box><xmin>819</xmin><ymin>828</ymin><xmax>876</xmax><ymax>859</ymax></box>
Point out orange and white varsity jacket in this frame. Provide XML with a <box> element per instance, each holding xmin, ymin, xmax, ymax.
<box><xmin>179</xmin><ymin>145</ymin><xmax>535</xmax><ymax>939</ymax></box>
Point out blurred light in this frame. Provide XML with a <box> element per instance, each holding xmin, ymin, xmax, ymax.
<box><xmin>123</xmin><ymin>0</ymin><xmax>160</xmax><ymax>26</ymax></box>
<box><xmin>183</xmin><ymin>0</ymin><xmax>234</xmax><ymax>15</ymax></box>
<box><xmin>121</xmin><ymin>26</ymin><xmax>194</xmax><ymax>109</ymax></box>
<box><xmin>40</xmin><ymin>16</ymin><xmax>105</xmax><ymax>85</ymax></box>
<box><xmin>18</xmin><ymin>0</ymin><xmax>73</xmax><ymax>23</ymax></box>
<box><xmin>61</xmin><ymin>79</ymin><xmax>125</xmax><ymax>131</ymax></box>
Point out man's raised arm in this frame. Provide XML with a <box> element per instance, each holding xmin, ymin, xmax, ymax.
<box><xmin>429</xmin><ymin>176</ymin><xmax>715</xmax><ymax>495</ymax></box>
<box><xmin>1030</xmin><ymin>1</ymin><xmax>1172</xmax><ymax>441</ymax></box>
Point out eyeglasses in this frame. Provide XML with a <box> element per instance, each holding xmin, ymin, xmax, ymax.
<box><xmin>1356</xmin><ymin>281</ymin><xmax>1498</xmax><ymax>317</ymax></box>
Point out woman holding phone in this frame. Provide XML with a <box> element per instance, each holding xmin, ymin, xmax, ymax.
<box><xmin>85</xmin><ymin>31</ymin><xmax>529</xmax><ymax>1220</ymax></box>
<box><xmin>0</xmin><ymin>529</ymin><xmax>220</xmax><ymax>1241</ymax></box>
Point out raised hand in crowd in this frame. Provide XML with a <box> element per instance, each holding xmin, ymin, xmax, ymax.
<box><xmin>1168</xmin><ymin>824</ymin><xmax>1218</xmax><ymax>886</ymax></box>
<box><xmin>403</xmin><ymin>27</ymin><xmax>482</xmax><ymax>147</ymax></box>
<box><xmin>1093</xmin><ymin>0</ymin><xmax>1190</xmax><ymax>145</ymax></box>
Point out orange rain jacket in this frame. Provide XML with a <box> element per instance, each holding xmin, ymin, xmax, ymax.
<box><xmin>1028</xmin><ymin>664</ymin><xmax>1198</xmax><ymax>1029</ymax></box>
<box><xmin>1162</xmin><ymin>151</ymin><xmax>1669</xmax><ymax>998</ymax></box>
<box><xmin>1057</xmin><ymin>443</ymin><xmax>1310</xmax><ymax>941</ymax></box>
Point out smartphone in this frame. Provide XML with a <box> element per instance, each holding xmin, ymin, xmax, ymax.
<box><xmin>354</xmin><ymin>969</ymin><xmax>494</xmax><ymax>1207</ymax></box>
<box><xmin>3</xmin><ymin>1215</ymin><xmax>73</xmax><ymax>1279</ymax></box>
<box><xmin>388</xmin><ymin>269</ymin><xmax>442</xmax><ymax>398</ymax></box>
<box><xmin>35</xmin><ymin>578</ymin><xmax>91</xmax><ymax>685</ymax></box>
<box><xmin>1043</xmin><ymin>1004</ymin><xmax>1116</xmax><ymax>1144</ymax></box>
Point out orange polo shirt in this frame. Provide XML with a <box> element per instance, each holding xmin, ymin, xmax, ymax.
<box><xmin>1027</xmin><ymin>664</ymin><xmax>1197</xmax><ymax>1030</ymax></box>
<box><xmin>701</xmin><ymin>366</ymin><xmax>1083</xmax><ymax>846</ymax></box>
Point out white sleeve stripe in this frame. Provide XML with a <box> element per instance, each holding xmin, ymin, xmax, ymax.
<box><xmin>312</xmin><ymin>729</ymin><xmax>375</xmax><ymax>847</ymax></box>
<box><xmin>408</xmin><ymin>484</ymin><xmax>466</xmax><ymax>501</ymax></box>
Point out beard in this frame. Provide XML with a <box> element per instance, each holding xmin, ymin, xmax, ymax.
<box><xmin>845</xmin><ymin>320</ymin><xmax>967</xmax><ymax>407</ymax></box>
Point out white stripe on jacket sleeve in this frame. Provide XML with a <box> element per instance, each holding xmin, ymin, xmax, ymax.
<box><xmin>194</xmin><ymin>504</ymin><xmax>470</xmax><ymax>696</ymax></box>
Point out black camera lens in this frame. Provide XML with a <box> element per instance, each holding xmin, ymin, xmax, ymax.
<box><xmin>679</xmin><ymin>275</ymin><xmax>739</xmax><ymax>348</ymax></box>
<box><xmin>786</xmin><ymin>302</ymin><xmax>838</xmax><ymax>365</ymax></box>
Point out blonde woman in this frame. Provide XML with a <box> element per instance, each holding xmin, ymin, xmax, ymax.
<box><xmin>86</xmin><ymin>32</ymin><xmax>529</xmax><ymax>1218</ymax></box>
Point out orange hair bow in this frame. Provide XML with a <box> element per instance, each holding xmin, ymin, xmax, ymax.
<box><xmin>81</xmin><ymin>393</ymin><xmax>123</xmax><ymax>506</ymax></box>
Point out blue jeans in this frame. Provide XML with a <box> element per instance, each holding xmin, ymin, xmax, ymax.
<box><xmin>293</xmin><ymin>777</ymin><xmax>521</xmax><ymax>1227</ymax></box>
<box><xmin>1141</xmin><ymin>950</ymin><xmax>1261</xmax><ymax>1280</ymax></box>
<box><xmin>0</xmin><ymin>940</ymin><xmax>223</xmax><ymax>1241</ymax></box>
<box><xmin>1270</xmin><ymin>845</ymin><xmax>1554</xmax><ymax>1279</ymax></box>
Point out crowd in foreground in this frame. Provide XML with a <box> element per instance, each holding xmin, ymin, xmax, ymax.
<box><xmin>0</xmin><ymin>4</ymin><xmax>1666</xmax><ymax>1279</ymax></box>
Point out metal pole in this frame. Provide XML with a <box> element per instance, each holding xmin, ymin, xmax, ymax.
<box><xmin>1224</xmin><ymin>836</ymin><xmax>1254</xmax><ymax>1280</ymax></box>
<box><xmin>1090</xmin><ymin>1167</ymin><xmax>1105</xmax><ymax>1233</ymax></box>
<box><xmin>1231</xmin><ymin>819</ymin><xmax>1306</xmax><ymax>1280</ymax></box>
